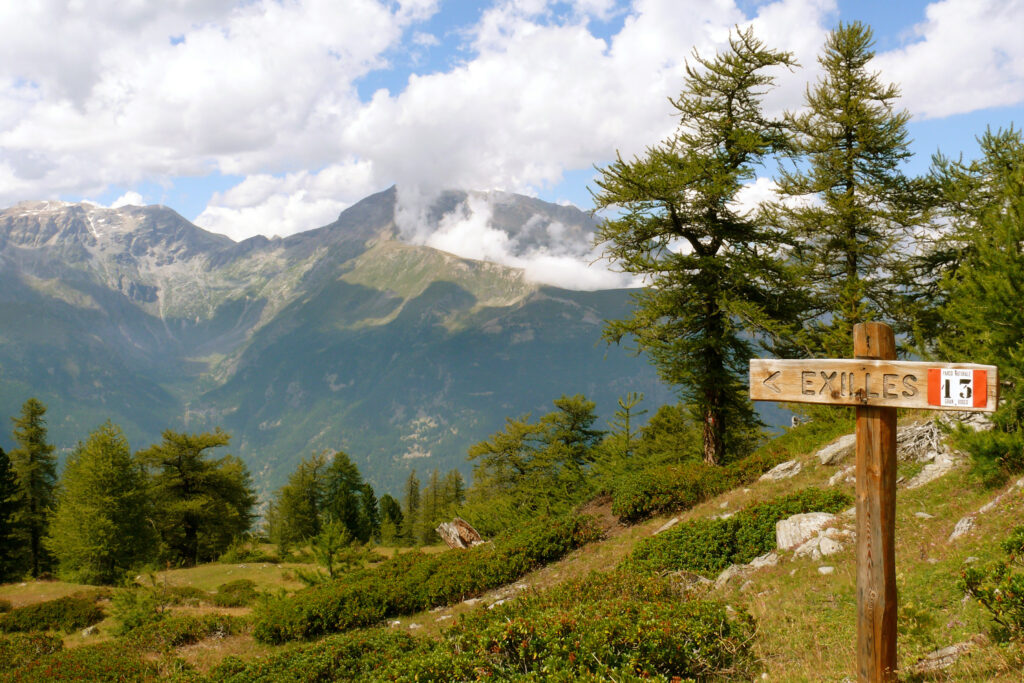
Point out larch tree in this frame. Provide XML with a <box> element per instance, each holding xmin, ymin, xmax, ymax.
<box><xmin>269</xmin><ymin>451</ymin><xmax>328</xmax><ymax>552</ymax></box>
<box><xmin>46</xmin><ymin>422</ymin><xmax>156</xmax><ymax>584</ymax></box>
<box><xmin>401</xmin><ymin>470</ymin><xmax>421</xmax><ymax>545</ymax></box>
<box><xmin>323</xmin><ymin>451</ymin><xmax>366</xmax><ymax>541</ymax></box>
<box><xmin>9</xmin><ymin>398</ymin><xmax>57</xmax><ymax>577</ymax></box>
<box><xmin>0</xmin><ymin>446</ymin><xmax>22</xmax><ymax>581</ymax></box>
<box><xmin>593</xmin><ymin>28</ymin><xmax>801</xmax><ymax>465</ymax></box>
<box><xmin>769</xmin><ymin>21</ymin><xmax>926</xmax><ymax>358</ymax></box>
<box><xmin>138</xmin><ymin>429</ymin><xmax>256</xmax><ymax>566</ymax></box>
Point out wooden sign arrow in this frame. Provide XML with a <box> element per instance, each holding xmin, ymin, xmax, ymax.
<box><xmin>749</xmin><ymin>358</ymin><xmax>998</xmax><ymax>412</ymax></box>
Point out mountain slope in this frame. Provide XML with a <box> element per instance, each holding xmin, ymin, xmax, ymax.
<box><xmin>0</xmin><ymin>189</ymin><xmax>672</xmax><ymax>494</ymax></box>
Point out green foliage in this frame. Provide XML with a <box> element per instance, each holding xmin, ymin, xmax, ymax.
<box><xmin>45</xmin><ymin>422</ymin><xmax>156</xmax><ymax>585</ymax></box>
<box><xmin>251</xmin><ymin>514</ymin><xmax>601</xmax><ymax>644</ymax></box>
<box><xmin>0</xmin><ymin>599</ymin><xmax>11</xmax><ymax>613</ymax></box>
<box><xmin>593</xmin><ymin>28</ymin><xmax>801</xmax><ymax>465</ymax></box>
<box><xmin>293</xmin><ymin>519</ymin><xmax>372</xmax><ymax>585</ymax></box>
<box><xmin>400</xmin><ymin>469</ymin><xmax>420</xmax><ymax>545</ymax></box>
<box><xmin>211</xmin><ymin>579</ymin><xmax>258</xmax><ymax>608</ymax></box>
<box><xmin>0</xmin><ymin>595</ymin><xmax>104</xmax><ymax>634</ymax></box>
<box><xmin>769</xmin><ymin>21</ymin><xmax>924</xmax><ymax>357</ymax></box>
<box><xmin>0</xmin><ymin>446</ymin><xmax>21</xmax><ymax>583</ymax></box>
<box><xmin>138</xmin><ymin>429</ymin><xmax>256</xmax><ymax>566</ymax></box>
<box><xmin>110</xmin><ymin>587</ymin><xmax>165</xmax><ymax>635</ymax></box>
<box><xmin>122</xmin><ymin>613</ymin><xmax>242</xmax><ymax>651</ymax></box>
<box><xmin>627</xmin><ymin>488</ymin><xmax>852</xmax><ymax>575</ymax></box>
<box><xmin>218</xmin><ymin>537</ymin><xmax>281</xmax><ymax>564</ymax></box>
<box><xmin>205</xmin><ymin>629</ymin><xmax>418</xmax><ymax>682</ymax></box>
<box><xmin>463</xmin><ymin>394</ymin><xmax>603</xmax><ymax>534</ymax></box>
<box><xmin>8</xmin><ymin>398</ymin><xmax>57</xmax><ymax>578</ymax></box>
<box><xmin>1</xmin><ymin>640</ymin><xmax>157</xmax><ymax>681</ymax></box>
<box><xmin>267</xmin><ymin>452</ymin><xmax>328</xmax><ymax>553</ymax></box>
<box><xmin>960</xmin><ymin>524</ymin><xmax>1024</xmax><ymax>643</ymax></box>
<box><xmin>0</xmin><ymin>633</ymin><xmax>63</xmax><ymax>673</ymax></box>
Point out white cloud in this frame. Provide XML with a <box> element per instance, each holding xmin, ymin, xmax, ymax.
<box><xmin>875</xmin><ymin>0</ymin><xmax>1024</xmax><ymax>118</ymax></box>
<box><xmin>110</xmin><ymin>191</ymin><xmax>144</xmax><ymax>208</ymax></box>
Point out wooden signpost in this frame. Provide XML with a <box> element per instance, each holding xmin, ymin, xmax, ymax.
<box><xmin>749</xmin><ymin>322</ymin><xmax>998</xmax><ymax>682</ymax></box>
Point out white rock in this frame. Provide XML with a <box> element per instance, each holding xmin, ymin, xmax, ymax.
<box><xmin>776</xmin><ymin>512</ymin><xmax>837</xmax><ymax>551</ymax></box>
<box><xmin>487</xmin><ymin>598</ymin><xmax>508</xmax><ymax>609</ymax></box>
<box><xmin>841</xmin><ymin>507</ymin><xmax>856</xmax><ymax>518</ymax></box>
<box><xmin>915</xmin><ymin>511</ymin><xmax>935</xmax><ymax>519</ymax></box>
<box><xmin>828</xmin><ymin>467</ymin><xmax>855</xmax><ymax>487</ymax></box>
<box><xmin>408</xmin><ymin>623</ymin><xmax>422</xmax><ymax>630</ymax></box>
<box><xmin>654</xmin><ymin>517</ymin><xmax>680</xmax><ymax>535</ymax></box>
<box><xmin>435</xmin><ymin>615</ymin><xmax>453</xmax><ymax>622</ymax></box>
<box><xmin>760</xmin><ymin>460</ymin><xmax>803</xmax><ymax>481</ymax></box>
<box><xmin>719</xmin><ymin>501</ymin><xmax>729</xmax><ymax>509</ymax></box>
<box><xmin>81</xmin><ymin>625</ymin><xmax>98</xmax><ymax>637</ymax></box>
<box><xmin>905</xmin><ymin>450</ymin><xmax>964</xmax><ymax>489</ymax></box>
<box><xmin>949</xmin><ymin>516</ymin><xmax>976</xmax><ymax>542</ymax></box>
<box><xmin>389</xmin><ymin>620</ymin><xmax>401</xmax><ymax>628</ymax></box>
<box><xmin>818</xmin><ymin>566</ymin><xmax>835</xmax><ymax>575</ymax></box>
<box><xmin>749</xmin><ymin>552</ymin><xmax>779</xmax><ymax>569</ymax></box>
<box><xmin>819</xmin><ymin>536</ymin><xmax>844</xmax><ymax>557</ymax></box>
<box><xmin>462</xmin><ymin>598</ymin><xmax>481</xmax><ymax>606</ymax></box>
<box><xmin>964</xmin><ymin>556</ymin><xmax>979</xmax><ymax>564</ymax></box>
<box><xmin>816</xmin><ymin>434</ymin><xmax>856</xmax><ymax>465</ymax></box>
<box><xmin>715</xmin><ymin>564</ymin><xmax>752</xmax><ymax>589</ymax></box>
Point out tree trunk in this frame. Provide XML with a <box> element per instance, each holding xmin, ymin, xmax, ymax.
<box><xmin>702</xmin><ymin>402</ymin><xmax>724</xmax><ymax>466</ymax></box>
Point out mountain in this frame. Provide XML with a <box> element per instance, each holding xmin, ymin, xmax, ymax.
<box><xmin>0</xmin><ymin>189</ymin><xmax>674</xmax><ymax>496</ymax></box>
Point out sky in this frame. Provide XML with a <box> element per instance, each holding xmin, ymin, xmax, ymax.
<box><xmin>1</xmin><ymin>0</ymin><xmax>1022</xmax><ymax>286</ymax></box>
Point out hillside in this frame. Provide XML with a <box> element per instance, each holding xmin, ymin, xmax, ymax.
<box><xmin>2</xmin><ymin>414</ymin><xmax>1022</xmax><ymax>680</ymax></box>
<box><xmin>0</xmin><ymin>189</ymin><xmax>674</xmax><ymax>494</ymax></box>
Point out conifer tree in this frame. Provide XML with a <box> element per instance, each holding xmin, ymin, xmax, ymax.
<box><xmin>401</xmin><ymin>470</ymin><xmax>420</xmax><ymax>545</ymax></box>
<box><xmin>9</xmin><ymin>398</ymin><xmax>57</xmax><ymax>577</ymax></box>
<box><xmin>269</xmin><ymin>452</ymin><xmax>328</xmax><ymax>552</ymax></box>
<box><xmin>46</xmin><ymin>422</ymin><xmax>156</xmax><ymax>584</ymax></box>
<box><xmin>138</xmin><ymin>429</ymin><xmax>256</xmax><ymax>566</ymax></box>
<box><xmin>0</xmin><ymin>446</ymin><xmax>22</xmax><ymax>581</ymax></box>
<box><xmin>593</xmin><ymin>28</ymin><xmax>801</xmax><ymax>465</ymax></box>
<box><xmin>442</xmin><ymin>469</ymin><xmax>465</xmax><ymax>509</ymax></box>
<box><xmin>359</xmin><ymin>483</ymin><xmax>380</xmax><ymax>543</ymax></box>
<box><xmin>323</xmin><ymin>451</ymin><xmax>365</xmax><ymax>540</ymax></box>
<box><xmin>769</xmin><ymin>21</ymin><xmax>925</xmax><ymax>357</ymax></box>
<box><xmin>606</xmin><ymin>392</ymin><xmax>647</xmax><ymax>461</ymax></box>
<box><xmin>378</xmin><ymin>494</ymin><xmax>403</xmax><ymax>545</ymax></box>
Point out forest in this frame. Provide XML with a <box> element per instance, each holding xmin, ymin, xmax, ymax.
<box><xmin>1</xmin><ymin>20</ymin><xmax>1024</xmax><ymax>681</ymax></box>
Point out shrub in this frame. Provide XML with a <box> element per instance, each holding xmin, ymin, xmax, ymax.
<box><xmin>205</xmin><ymin>629</ymin><xmax>417</xmax><ymax>682</ymax></box>
<box><xmin>2</xmin><ymin>641</ymin><xmax>157</xmax><ymax>681</ymax></box>
<box><xmin>252</xmin><ymin>514</ymin><xmax>602</xmax><ymax>644</ymax></box>
<box><xmin>0</xmin><ymin>633</ymin><xmax>63</xmax><ymax>673</ymax></box>
<box><xmin>960</xmin><ymin>524</ymin><xmax>1024</xmax><ymax>642</ymax></box>
<box><xmin>0</xmin><ymin>598</ymin><xmax>11</xmax><ymax>613</ymax></box>
<box><xmin>627</xmin><ymin>487</ymin><xmax>852</xmax><ymax>575</ymax></box>
<box><xmin>110</xmin><ymin>587</ymin><xmax>164</xmax><ymax>635</ymax></box>
<box><xmin>123</xmin><ymin>613</ymin><xmax>242</xmax><ymax>652</ymax></box>
<box><xmin>0</xmin><ymin>596</ymin><xmax>104</xmax><ymax>634</ymax></box>
<box><xmin>212</xmin><ymin>579</ymin><xmax>258</xmax><ymax>607</ymax></box>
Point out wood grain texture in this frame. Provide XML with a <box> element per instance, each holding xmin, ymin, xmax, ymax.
<box><xmin>749</xmin><ymin>358</ymin><xmax>998</xmax><ymax>411</ymax></box>
<box><xmin>855</xmin><ymin>322</ymin><xmax>898</xmax><ymax>682</ymax></box>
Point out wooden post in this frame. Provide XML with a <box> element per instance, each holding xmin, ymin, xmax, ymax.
<box><xmin>854</xmin><ymin>322</ymin><xmax>898</xmax><ymax>681</ymax></box>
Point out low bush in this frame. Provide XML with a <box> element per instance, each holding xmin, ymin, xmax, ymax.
<box><xmin>610</xmin><ymin>413</ymin><xmax>855</xmax><ymax>523</ymax></box>
<box><xmin>0</xmin><ymin>595</ymin><xmax>104</xmax><ymax>634</ymax></box>
<box><xmin>0</xmin><ymin>633</ymin><xmax>63</xmax><ymax>673</ymax></box>
<box><xmin>212</xmin><ymin>579</ymin><xmax>258</xmax><ymax>607</ymax></box>
<box><xmin>110</xmin><ymin>587</ymin><xmax>164</xmax><ymax>635</ymax></box>
<box><xmin>252</xmin><ymin>513</ymin><xmax>602</xmax><ymax>644</ymax></box>
<box><xmin>219</xmin><ymin>538</ymin><xmax>281</xmax><ymax>565</ymax></box>
<box><xmin>206</xmin><ymin>629</ymin><xmax>418</xmax><ymax>682</ymax></box>
<box><xmin>2</xmin><ymin>641</ymin><xmax>157</xmax><ymax>681</ymax></box>
<box><xmin>123</xmin><ymin>613</ymin><xmax>243</xmax><ymax>652</ymax></box>
<box><xmin>163</xmin><ymin>585</ymin><xmax>209</xmax><ymax>606</ymax></box>
<box><xmin>0</xmin><ymin>598</ymin><xmax>11</xmax><ymax>613</ymax></box>
<box><xmin>960</xmin><ymin>524</ymin><xmax>1024</xmax><ymax>642</ymax></box>
<box><xmin>627</xmin><ymin>488</ymin><xmax>852</xmax><ymax>575</ymax></box>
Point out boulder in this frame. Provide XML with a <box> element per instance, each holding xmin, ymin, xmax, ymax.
<box><xmin>816</xmin><ymin>434</ymin><xmax>856</xmax><ymax>465</ymax></box>
<box><xmin>654</xmin><ymin>516</ymin><xmax>680</xmax><ymax>535</ymax></box>
<box><xmin>760</xmin><ymin>460</ymin><xmax>802</xmax><ymax>481</ymax></box>
<box><xmin>776</xmin><ymin>512</ymin><xmax>837</xmax><ymax>551</ymax></box>
<box><xmin>948</xmin><ymin>516</ymin><xmax>976</xmax><ymax>542</ymax></box>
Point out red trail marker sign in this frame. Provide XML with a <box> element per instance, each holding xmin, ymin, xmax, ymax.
<box><xmin>750</xmin><ymin>322</ymin><xmax>997</xmax><ymax>682</ymax></box>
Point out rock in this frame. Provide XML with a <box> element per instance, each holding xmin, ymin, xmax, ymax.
<box><xmin>914</xmin><ymin>511</ymin><xmax>934</xmax><ymax>519</ymax></box>
<box><xmin>462</xmin><ymin>598</ymin><xmax>481</xmax><ymax>606</ymax></box>
<box><xmin>739</xmin><ymin>580</ymin><xmax>755</xmax><ymax>593</ymax></box>
<box><xmin>81</xmin><ymin>625</ymin><xmax>98</xmax><ymax>637</ymax></box>
<box><xmin>436</xmin><ymin>517</ymin><xmax>485</xmax><ymax>549</ymax></box>
<box><xmin>818</xmin><ymin>566</ymin><xmax>835</xmax><ymax>575</ymax></box>
<box><xmin>408</xmin><ymin>623</ymin><xmax>422</xmax><ymax>630</ymax></box>
<box><xmin>819</xmin><ymin>536</ymin><xmax>844</xmax><ymax>557</ymax></box>
<box><xmin>964</xmin><ymin>556</ymin><xmax>979</xmax><ymax>564</ymax></box>
<box><xmin>793</xmin><ymin>534</ymin><xmax>844</xmax><ymax>561</ymax></box>
<box><xmin>949</xmin><ymin>516</ymin><xmax>976</xmax><ymax>542</ymax></box>
<box><xmin>654</xmin><ymin>516</ymin><xmax>680</xmax><ymax>535</ymax></box>
<box><xmin>719</xmin><ymin>501</ymin><xmax>729</xmax><ymax>508</ymax></box>
<box><xmin>514</xmin><ymin>583</ymin><xmax>528</xmax><ymax>591</ymax></box>
<box><xmin>841</xmin><ymin>507</ymin><xmax>856</xmax><ymax>517</ymax></box>
<box><xmin>748</xmin><ymin>552</ymin><xmax>779</xmax><ymax>569</ymax></box>
<box><xmin>910</xmin><ymin>641</ymin><xmax>975</xmax><ymax>674</ymax></box>
<box><xmin>435</xmin><ymin>615</ymin><xmax>452</xmax><ymax>622</ymax></box>
<box><xmin>816</xmin><ymin>434</ymin><xmax>856</xmax><ymax>466</ymax></box>
<box><xmin>760</xmin><ymin>460</ymin><xmax>802</xmax><ymax>481</ymax></box>
<box><xmin>487</xmin><ymin>598</ymin><xmax>508</xmax><ymax>610</ymax></box>
<box><xmin>389</xmin><ymin>620</ymin><xmax>401</xmax><ymax>628</ymax></box>
<box><xmin>828</xmin><ymin>466</ymin><xmax>855</xmax><ymax>487</ymax></box>
<box><xmin>905</xmin><ymin>449</ymin><xmax>964</xmax><ymax>489</ymax></box>
<box><xmin>715</xmin><ymin>563</ymin><xmax>752</xmax><ymax>589</ymax></box>
<box><xmin>667</xmin><ymin>570</ymin><xmax>713</xmax><ymax>593</ymax></box>
<box><xmin>776</xmin><ymin>512</ymin><xmax>837</xmax><ymax>551</ymax></box>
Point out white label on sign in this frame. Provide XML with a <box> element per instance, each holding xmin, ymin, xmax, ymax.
<box><xmin>939</xmin><ymin>368</ymin><xmax>974</xmax><ymax>407</ymax></box>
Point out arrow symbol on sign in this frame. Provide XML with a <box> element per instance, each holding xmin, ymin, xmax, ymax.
<box><xmin>763</xmin><ymin>371</ymin><xmax>781</xmax><ymax>394</ymax></box>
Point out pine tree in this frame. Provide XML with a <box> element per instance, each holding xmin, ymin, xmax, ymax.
<box><xmin>441</xmin><ymin>469</ymin><xmax>465</xmax><ymax>509</ymax></box>
<box><xmin>769</xmin><ymin>21</ymin><xmax>925</xmax><ymax>357</ymax></box>
<box><xmin>138</xmin><ymin>429</ymin><xmax>256</xmax><ymax>566</ymax></box>
<box><xmin>378</xmin><ymin>494</ymin><xmax>403</xmax><ymax>545</ymax></box>
<box><xmin>401</xmin><ymin>470</ymin><xmax>420</xmax><ymax>545</ymax></box>
<box><xmin>606</xmin><ymin>392</ymin><xmax>647</xmax><ymax>461</ymax></box>
<box><xmin>417</xmin><ymin>469</ymin><xmax>443</xmax><ymax>545</ymax></box>
<box><xmin>45</xmin><ymin>422</ymin><xmax>156</xmax><ymax>584</ymax></box>
<box><xmin>323</xmin><ymin>451</ymin><xmax>365</xmax><ymax>540</ymax></box>
<box><xmin>9</xmin><ymin>398</ymin><xmax>57</xmax><ymax>577</ymax></box>
<box><xmin>593</xmin><ymin>28</ymin><xmax>801</xmax><ymax>465</ymax></box>
<box><xmin>0</xmin><ymin>446</ymin><xmax>23</xmax><ymax>581</ymax></box>
<box><xmin>269</xmin><ymin>452</ymin><xmax>328</xmax><ymax>552</ymax></box>
<box><xmin>358</xmin><ymin>483</ymin><xmax>380</xmax><ymax>543</ymax></box>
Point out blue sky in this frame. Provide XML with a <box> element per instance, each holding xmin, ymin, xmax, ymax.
<box><xmin>1</xmin><ymin>0</ymin><xmax>1021</xmax><ymax>252</ymax></box>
